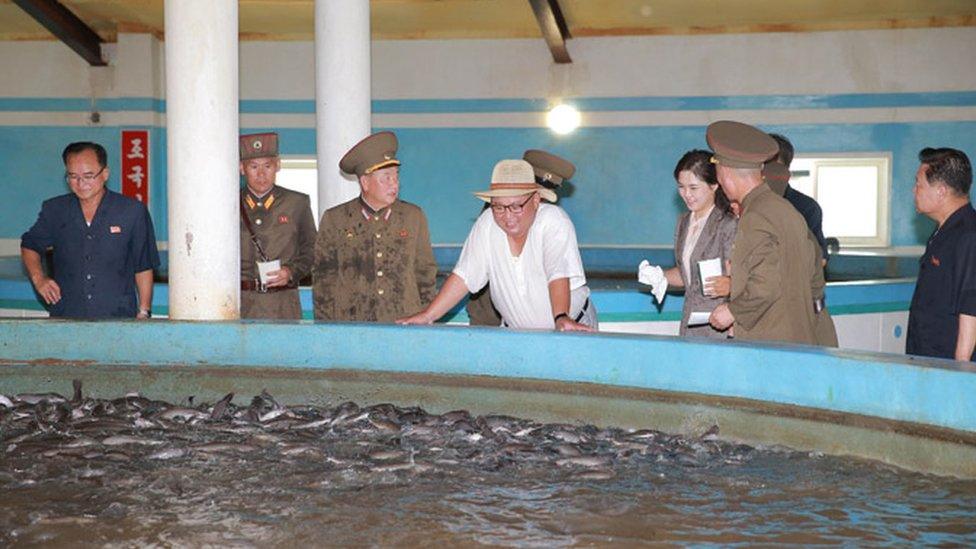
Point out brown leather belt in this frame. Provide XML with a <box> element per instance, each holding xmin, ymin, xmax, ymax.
<box><xmin>241</xmin><ymin>279</ymin><xmax>297</xmax><ymax>293</ymax></box>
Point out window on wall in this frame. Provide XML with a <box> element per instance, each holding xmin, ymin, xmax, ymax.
<box><xmin>276</xmin><ymin>158</ymin><xmax>318</xmax><ymax>226</ymax></box>
<box><xmin>788</xmin><ymin>154</ymin><xmax>891</xmax><ymax>247</ymax></box>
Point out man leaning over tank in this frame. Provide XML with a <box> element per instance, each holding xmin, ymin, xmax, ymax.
<box><xmin>466</xmin><ymin>149</ymin><xmax>576</xmax><ymax>327</ymax></box>
<box><xmin>21</xmin><ymin>141</ymin><xmax>159</xmax><ymax>319</ymax></box>
<box><xmin>398</xmin><ymin>159</ymin><xmax>596</xmax><ymax>332</ymax></box>
<box><xmin>906</xmin><ymin>147</ymin><xmax>976</xmax><ymax>362</ymax></box>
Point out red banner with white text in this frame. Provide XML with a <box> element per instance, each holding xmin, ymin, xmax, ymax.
<box><xmin>120</xmin><ymin>130</ymin><xmax>149</xmax><ymax>206</ymax></box>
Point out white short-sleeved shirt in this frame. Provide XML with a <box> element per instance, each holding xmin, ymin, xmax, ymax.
<box><xmin>453</xmin><ymin>203</ymin><xmax>590</xmax><ymax>329</ymax></box>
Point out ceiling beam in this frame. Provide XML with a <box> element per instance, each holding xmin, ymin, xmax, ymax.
<box><xmin>12</xmin><ymin>0</ymin><xmax>106</xmax><ymax>66</ymax></box>
<box><xmin>527</xmin><ymin>0</ymin><xmax>571</xmax><ymax>64</ymax></box>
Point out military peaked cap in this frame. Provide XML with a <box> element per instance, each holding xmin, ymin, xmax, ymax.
<box><xmin>706</xmin><ymin>121</ymin><xmax>778</xmax><ymax>169</ymax></box>
<box><xmin>240</xmin><ymin>133</ymin><xmax>279</xmax><ymax>160</ymax></box>
<box><xmin>339</xmin><ymin>131</ymin><xmax>401</xmax><ymax>177</ymax></box>
<box><xmin>523</xmin><ymin>149</ymin><xmax>576</xmax><ymax>187</ymax></box>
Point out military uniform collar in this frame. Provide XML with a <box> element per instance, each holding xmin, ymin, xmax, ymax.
<box><xmin>359</xmin><ymin>197</ymin><xmax>394</xmax><ymax>221</ymax></box>
<box><xmin>244</xmin><ymin>186</ymin><xmax>278</xmax><ymax>210</ymax></box>
<box><xmin>740</xmin><ymin>181</ymin><xmax>771</xmax><ymax>213</ymax></box>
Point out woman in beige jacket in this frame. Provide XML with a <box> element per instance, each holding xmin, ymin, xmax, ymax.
<box><xmin>642</xmin><ymin>150</ymin><xmax>738</xmax><ymax>338</ymax></box>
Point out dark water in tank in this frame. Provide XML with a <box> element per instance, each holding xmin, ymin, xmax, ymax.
<box><xmin>2</xmin><ymin>389</ymin><xmax>974</xmax><ymax>546</ymax></box>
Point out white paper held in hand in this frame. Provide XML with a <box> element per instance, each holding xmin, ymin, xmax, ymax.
<box><xmin>687</xmin><ymin>311</ymin><xmax>712</xmax><ymax>326</ymax></box>
<box><xmin>697</xmin><ymin>257</ymin><xmax>722</xmax><ymax>295</ymax></box>
<box><xmin>257</xmin><ymin>259</ymin><xmax>281</xmax><ymax>285</ymax></box>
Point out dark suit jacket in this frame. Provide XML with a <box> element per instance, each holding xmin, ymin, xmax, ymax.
<box><xmin>21</xmin><ymin>190</ymin><xmax>159</xmax><ymax>318</ymax></box>
<box><xmin>673</xmin><ymin>206</ymin><xmax>737</xmax><ymax>337</ymax></box>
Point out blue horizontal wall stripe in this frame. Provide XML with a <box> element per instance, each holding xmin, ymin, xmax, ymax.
<box><xmin>239</xmin><ymin>99</ymin><xmax>313</xmax><ymax>114</ymax></box>
<box><xmin>0</xmin><ymin>97</ymin><xmax>166</xmax><ymax>112</ymax></box>
<box><xmin>98</xmin><ymin>97</ymin><xmax>166</xmax><ymax>112</ymax></box>
<box><xmin>372</xmin><ymin>98</ymin><xmax>550</xmax><ymax>114</ymax></box>
<box><xmin>3</xmin><ymin>91</ymin><xmax>976</xmax><ymax>115</ymax></box>
<box><xmin>571</xmin><ymin>91</ymin><xmax>976</xmax><ymax>112</ymax></box>
<box><xmin>0</xmin><ymin>98</ymin><xmax>92</xmax><ymax>111</ymax></box>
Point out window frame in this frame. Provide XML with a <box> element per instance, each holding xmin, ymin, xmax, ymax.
<box><xmin>790</xmin><ymin>152</ymin><xmax>892</xmax><ymax>248</ymax></box>
<box><xmin>277</xmin><ymin>156</ymin><xmax>319</xmax><ymax>225</ymax></box>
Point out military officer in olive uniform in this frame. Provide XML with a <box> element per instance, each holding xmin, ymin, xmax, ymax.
<box><xmin>466</xmin><ymin>149</ymin><xmax>576</xmax><ymax>326</ymax></box>
<box><xmin>239</xmin><ymin>132</ymin><xmax>317</xmax><ymax>319</ymax></box>
<box><xmin>706</xmin><ymin>121</ymin><xmax>823</xmax><ymax>345</ymax></box>
<box><xmin>312</xmin><ymin>131</ymin><xmax>437</xmax><ymax>322</ymax></box>
<box><xmin>763</xmin><ymin>161</ymin><xmax>838</xmax><ymax>347</ymax></box>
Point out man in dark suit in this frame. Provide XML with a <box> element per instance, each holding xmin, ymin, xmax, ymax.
<box><xmin>21</xmin><ymin>141</ymin><xmax>159</xmax><ymax>319</ymax></box>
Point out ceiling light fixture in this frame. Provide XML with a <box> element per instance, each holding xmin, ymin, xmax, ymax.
<box><xmin>546</xmin><ymin>104</ymin><xmax>581</xmax><ymax>135</ymax></box>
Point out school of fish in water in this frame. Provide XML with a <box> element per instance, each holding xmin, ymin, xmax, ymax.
<box><xmin>3</xmin><ymin>382</ymin><xmax>975</xmax><ymax>545</ymax></box>
<box><xmin>0</xmin><ymin>381</ymin><xmax>744</xmax><ymax>476</ymax></box>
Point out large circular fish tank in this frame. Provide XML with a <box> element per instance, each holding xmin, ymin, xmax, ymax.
<box><xmin>1</xmin><ymin>318</ymin><xmax>974</xmax><ymax>544</ymax></box>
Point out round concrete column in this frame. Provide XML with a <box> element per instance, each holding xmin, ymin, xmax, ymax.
<box><xmin>315</xmin><ymin>0</ymin><xmax>372</xmax><ymax>217</ymax></box>
<box><xmin>164</xmin><ymin>0</ymin><xmax>240</xmax><ymax>319</ymax></box>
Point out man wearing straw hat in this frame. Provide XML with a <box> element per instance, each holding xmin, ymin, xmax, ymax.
<box><xmin>312</xmin><ymin>131</ymin><xmax>437</xmax><ymax>322</ymax></box>
<box><xmin>466</xmin><ymin>149</ymin><xmax>576</xmax><ymax>327</ymax></box>
<box><xmin>399</xmin><ymin>158</ymin><xmax>596</xmax><ymax>331</ymax></box>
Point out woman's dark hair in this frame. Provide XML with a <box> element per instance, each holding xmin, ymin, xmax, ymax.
<box><xmin>713</xmin><ymin>186</ymin><xmax>732</xmax><ymax>215</ymax></box>
<box><xmin>673</xmin><ymin>149</ymin><xmax>732</xmax><ymax>215</ymax></box>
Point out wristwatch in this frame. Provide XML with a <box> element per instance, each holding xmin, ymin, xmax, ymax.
<box><xmin>553</xmin><ymin>312</ymin><xmax>569</xmax><ymax>323</ymax></box>
<box><xmin>138</xmin><ymin>308</ymin><xmax>152</xmax><ymax>318</ymax></box>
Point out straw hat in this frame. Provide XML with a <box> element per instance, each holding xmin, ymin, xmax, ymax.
<box><xmin>474</xmin><ymin>159</ymin><xmax>557</xmax><ymax>203</ymax></box>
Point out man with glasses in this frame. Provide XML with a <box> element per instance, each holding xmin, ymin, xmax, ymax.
<box><xmin>466</xmin><ymin>149</ymin><xmax>576</xmax><ymax>327</ymax></box>
<box><xmin>399</xmin><ymin>159</ymin><xmax>596</xmax><ymax>331</ymax></box>
<box><xmin>21</xmin><ymin>141</ymin><xmax>159</xmax><ymax>319</ymax></box>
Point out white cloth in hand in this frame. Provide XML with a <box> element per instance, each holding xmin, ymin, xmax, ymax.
<box><xmin>637</xmin><ymin>260</ymin><xmax>668</xmax><ymax>303</ymax></box>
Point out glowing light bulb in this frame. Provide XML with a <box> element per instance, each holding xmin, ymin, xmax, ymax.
<box><xmin>546</xmin><ymin>104</ymin><xmax>581</xmax><ymax>135</ymax></box>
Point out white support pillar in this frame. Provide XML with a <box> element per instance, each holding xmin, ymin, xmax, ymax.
<box><xmin>315</xmin><ymin>0</ymin><xmax>372</xmax><ymax>217</ymax></box>
<box><xmin>164</xmin><ymin>0</ymin><xmax>240</xmax><ymax>319</ymax></box>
